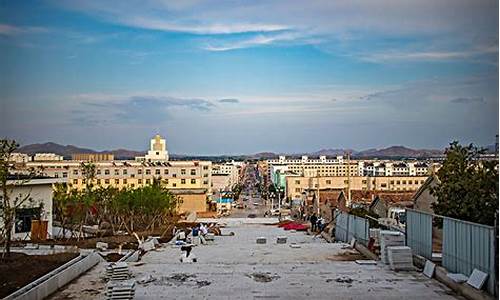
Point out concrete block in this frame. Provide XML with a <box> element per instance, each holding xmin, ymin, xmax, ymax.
<box><xmin>256</xmin><ymin>237</ymin><xmax>267</xmax><ymax>244</ymax></box>
<box><xmin>276</xmin><ymin>236</ymin><xmax>287</xmax><ymax>244</ymax></box>
<box><xmin>96</xmin><ymin>242</ymin><xmax>109</xmax><ymax>251</ymax></box>
<box><xmin>24</xmin><ymin>243</ymin><xmax>39</xmax><ymax>249</ymax></box>
<box><xmin>140</xmin><ymin>240</ymin><xmax>155</xmax><ymax>252</ymax></box>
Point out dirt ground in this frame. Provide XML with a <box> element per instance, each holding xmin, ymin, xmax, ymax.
<box><xmin>0</xmin><ymin>252</ymin><xmax>79</xmax><ymax>298</ymax></box>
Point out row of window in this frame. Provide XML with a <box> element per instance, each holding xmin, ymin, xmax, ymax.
<box><xmin>73</xmin><ymin>168</ymin><xmax>201</xmax><ymax>176</ymax></box>
<box><xmin>73</xmin><ymin>178</ymin><xmax>209</xmax><ymax>186</ymax></box>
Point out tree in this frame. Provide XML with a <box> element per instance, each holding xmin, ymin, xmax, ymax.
<box><xmin>430</xmin><ymin>141</ymin><xmax>498</xmax><ymax>226</ymax></box>
<box><xmin>0</xmin><ymin>139</ymin><xmax>37</xmax><ymax>257</ymax></box>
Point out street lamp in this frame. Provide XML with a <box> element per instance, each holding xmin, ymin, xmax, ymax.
<box><xmin>276</xmin><ymin>185</ymin><xmax>282</xmax><ymax>212</ymax></box>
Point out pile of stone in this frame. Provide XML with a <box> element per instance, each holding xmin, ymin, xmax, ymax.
<box><xmin>106</xmin><ymin>262</ymin><xmax>130</xmax><ymax>281</ymax></box>
<box><xmin>387</xmin><ymin>246</ymin><xmax>414</xmax><ymax>271</ymax></box>
<box><xmin>105</xmin><ymin>279</ymin><xmax>136</xmax><ymax>300</ymax></box>
<box><xmin>276</xmin><ymin>236</ymin><xmax>287</xmax><ymax>244</ymax></box>
<box><xmin>256</xmin><ymin>237</ymin><xmax>267</xmax><ymax>244</ymax></box>
<box><xmin>379</xmin><ymin>230</ymin><xmax>405</xmax><ymax>264</ymax></box>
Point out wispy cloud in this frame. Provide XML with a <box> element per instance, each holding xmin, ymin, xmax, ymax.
<box><xmin>0</xmin><ymin>24</ymin><xmax>49</xmax><ymax>36</ymax></box>
<box><xmin>203</xmin><ymin>31</ymin><xmax>313</xmax><ymax>51</ymax></box>
<box><xmin>218</xmin><ymin>98</ymin><xmax>239</xmax><ymax>103</ymax></box>
<box><xmin>357</xmin><ymin>44</ymin><xmax>498</xmax><ymax>63</ymax></box>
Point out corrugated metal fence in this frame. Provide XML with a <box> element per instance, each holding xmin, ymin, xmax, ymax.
<box><xmin>406</xmin><ymin>209</ymin><xmax>497</xmax><ymax>296</ymax></box>
<box><xmin>406</xmin><ymin>209</ymin><xmax>433</xmax><ymax>260</ymax></box>
<box><xmin>334</xmin><ymin>210</ymin><xmax>370</xmax><ymax>246</ymax></box>
<box><xmin>442</xmin><ymin>217</ymin><xmax>497</xmax><ymax>296</ymax></box>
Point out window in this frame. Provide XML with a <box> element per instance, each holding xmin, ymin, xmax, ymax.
<box><xmin>295</xmin><ymin>180</ymin><xmax>300</xmax><ymax>184</ymax></box>
<box><xmin>172</xmin><ymin>174</ymin><xmax>177</xmax><ymax>178</ymax></box>
<box><xmin>381</xmin><ymin>183</ymin><xmax>387</xmax><ymax>188</ymax></box>
<box><xmin>97</xmin><ymin>179</ymin><xmax>101</xmax><ymax>184</ymax></box>
<box><xmin>155</xmin><ymin>169</ymin><xmax>161</xmax><ymax>175</ymax></box>
<box><xmin>105</xmin><ymin>169</ymin><xmax>110</xmax><ymax>175</ymax></box>
<box><xmin>396</xmin><ymin>180</ymin><xmax>400</xmax><ymax>184</ymax></box>
<box><xmin>191</xmin><ymin>179</ymin><xmax>196</xmax><ymax>184</ymax></box>
<box><xmin>295</xmin><ymin>188</ymin><xmax>301</xmax><ymax>192</ymax></box>
<box><xmin>344</xmin><ymin>180</ymin><xmax>349</xmax><ymax>184</ymax></box>
<box><xmin>114</xmin><ymin>169</ymin><xmax>119</xmax><ymax>175</ymax></box>
<box><xmin>190</xmin><ymin>169</ymin><xmax>196</xmax><ymax>175</ymax></box>
<box><xmin>402</xmin><ymin>180</ymin><xmax>406</xmax><ymax>184</ymax></box>
<box><xmin>115</xmin><ymin>179</ymin><xmax>119</xmax><ymax>184</ymax></box>
<box><xmin>123</xmin><ymin>179</ymin><xmax>127</xmax><ymax>184</ymax></box>
<box><xmin>15</xmin><ymin>208</ymin><xmax>40</xmax><ymax>233</ymax></box>
<box><xmin>362</xmin><ymin>180</ymin><xmax>367</xmax><ymax>184</ymax></box>
<box><xmin>421</xmin><ymin>180</ymin><xmax>425</xmax><ymax>184</ymax></box>
<box><xmin>131</xmin><ymin>174</ymin><xmax>135</xmax><ymax>178</ymax></box>
<box><xmin>408</xmin><ymin>180</ymin><xmax>413</xmax><ymax>184</ymax></box>
<box><xmin>138</xmin><ymin>179</ymin><xmax>142</xmax><ymax>184</ymax></box>
<box><xmin>390</xmin><ymin>180</ymin><xmax>394</xmax><ymax>185</ymax></box>
<box><xmin>62</xmin><ymin>172</ymin><xmax>68</xmax><ymax>178</ymax></box>
<box><xmin>203</xmin><ymin>166</ymin><xmax>209</xmax><ymax>170</ymax></box>
<box><xmin>164</xmin><ymin>169</ymin><xmax>169</xmax><ymax>175</ymax></box>
<box><xmin>131</xmin><ymin>184</ymin><xmax>135</xmax><ymax>188</ymax></box>
<box><xmin>97</xmin><ymin>169</ymin><xmax>101</xmax><ymax>175</ymax></box>
<box><xmin>181</xmin><ymin>179</ymin><xmax>186</xmax><ymax>184</ymax></box>
<box><xmin>123</xmin><ymin>169</ymin><xmax>127</xmax><ymax>175</ymax></box>
<box><xmin>326</xmin><ymin>180</ymin><xmax>331</xmax><ymax>184</ymax></box>
<box><xmin>146</xmin><ymin>179</ymin><xmax>151</xmax><ymax>184</ymax></box>
<box><xmin>146</xmin><ymin>169</ymin><xmax>151</xmax><ymax>175</ymax></box>
<box><xmin>138</xmin><ymin>169</ymin><xmax>142</xmax><ymax>175</ymax></box>
<box><xmin>164</xmin><ymin>179</ymin><xmax>169</xmax><ymax>184</ymax></box>
<box><xmin>173</xmin><ymin>183</ymin><xmax>177</xmax><ymax>187</ymax></box>
<box><xmin>203</xmin><ymin>173</ymin><xmax>208</xmax><ymax>177</ymax></box>
<box><xmin>203</xmin><ymin>180</ymin><xmax>208</xmax><ymax>185</ymax></box>
<box><xmin>73</xmin><ymin>179</ymin><xmax>78</xmax><ymax>184</ymax></box>
<box><xmin>181</xmin><ymin>169</ymin><xmax>186</xmax><ymax>175</ymax></box>
<box><xmin>105</xmin><ymin>179</ymin><xmax>110</xmax><ymax>184</ymax></box>
<box><xmin>73</xmin><ymin>170</ymin><xmax>78</xmax><ymax>175</ymax></box>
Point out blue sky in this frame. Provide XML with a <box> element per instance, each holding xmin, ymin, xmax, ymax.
<box><xmin>0</xmin><ymin>0</ymin><xmax>498</xmax><ymax>155</ymax></box>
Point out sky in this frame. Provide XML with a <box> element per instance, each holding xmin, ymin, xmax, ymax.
<box><xmin>0</xmin><ymin>0</ymin><xmax>498</xmax><ymax>155</ymax></box>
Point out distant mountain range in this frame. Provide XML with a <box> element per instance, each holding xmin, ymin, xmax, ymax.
<box><xmin>16</xmin><ymin>142</ymin><xmax>496</xmax><ymax>160</ymax></box>
<box><xmin>17</xmin><ymin>142</ymin><xmax>146</xmax><ymax>160</ymax></box>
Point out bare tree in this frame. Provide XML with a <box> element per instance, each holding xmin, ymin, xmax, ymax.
<box><xmin>0</xmin><ymin>139</ymin><xmax>36</xmax><ymax>257</ymax></box>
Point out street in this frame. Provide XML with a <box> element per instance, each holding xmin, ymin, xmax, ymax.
<box><xmin>229</xmin><ymin>164</ymin><xmax>269</xmax><ymax>218</ymax></box>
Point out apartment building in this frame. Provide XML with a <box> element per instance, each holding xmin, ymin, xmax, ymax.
<box><xmin>24</xmin><ymin>135</ymin><xmax>212</xmax><ymax>193</ymax></box>
<box><xmin>286</xmin><ymin>175</ymin><xmax>428</xmax><ymax>200</ymax></box>
<box><xmin>10</xmin><ymin>153</ymin><xmax>31</xmax><ymax>163</ymax></box>
<box><xmin>33</xmin><ymin>153</ymin><xmax>64</xmax><ymax>161</ymax></box>
<box><xmin>360</xmin><ymin>161</ymin><xmax>431</xmax><ymax>176</ymax></box>
<box><xmin>72</xmin><ymin>153</ymin><xmax>114</xmax><ymax>161</ymax></box>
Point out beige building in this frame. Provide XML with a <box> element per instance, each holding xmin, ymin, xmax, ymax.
<box><xmin>286</xmin><ymin>175</ymin><xmax>428</xmax><ymax>200</ymax></box>
<box><xmin>24</xmin><ymin>135</ymin><xmax>213</xmax><ymax>195</ymax></box>
<box><xmin>171</xmin><ymin>189</ymin><xmax>208</xmax><ymax>214</ymax></box>
<box><xmin>72</xmin><ymin>153</ymin><xmax>114</xmax><ymax>161</ymax></box>
<box><xmin>33</xmin><ymin>153</ymin><xmax>64</xmax><ymax>161</ymax></box>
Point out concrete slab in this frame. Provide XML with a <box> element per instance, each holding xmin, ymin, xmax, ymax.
<box><xmin>52</xmin><ymin>222</ymin><xmax>462</xmax><ymax>300</ymax></box>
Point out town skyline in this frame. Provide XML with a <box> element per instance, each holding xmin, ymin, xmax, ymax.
<box><xmin>1</xmin><ymin>1</ymin><xmax>498</xmax><ymax>155</ymax></box>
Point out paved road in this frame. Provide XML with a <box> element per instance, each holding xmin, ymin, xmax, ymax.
<box><xmin>230</xmin><ymin>163</ymin><xmax>269</xmax><ymax>218</ymax></box>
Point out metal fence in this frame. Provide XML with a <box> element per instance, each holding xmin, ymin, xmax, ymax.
<box><xmin>334</xmin><ymin>210</ymin><xmax>370</xmax><ymax>246</ymax></box>
<box><xmin>406</xmin><ymin>209</ymin><xmax>433</xmax><ymax>260</ymax></box>
<box><xmin>405</xmin><ymin>209</ymin><xmax>497</xmax><ymax>296</ymax></box>
<box><xmin>442</xmin><ymin>217</ymin><xmax>497</xmax><ymax>296</ymax></box>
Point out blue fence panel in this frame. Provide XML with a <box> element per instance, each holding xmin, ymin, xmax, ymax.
<box><xmin>406</xmin><ymin>209</ymin><xmax>433</xmax><ymax>260</ymax></box>
<box><xmin>334</xmin><ymin>211</ymin><xmax>369</xmax><ymax>245</ymax></box>
<box><xmin>443</xmin><ymin>217</ymin><xmax>496</xmax><ymax>296</ymax></box>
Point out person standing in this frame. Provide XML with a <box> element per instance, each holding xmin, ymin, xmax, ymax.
<box><xmin>310</xmin><ymin>213</ymin><xmax>318</xmax><ymax>232</ymax></box>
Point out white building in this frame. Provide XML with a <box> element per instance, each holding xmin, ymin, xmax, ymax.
<box><xmin>1</xmin><ymin>177</ymin><xmax>67</xmax><ymax>241</ymax></box>
<box><xmin>10</xmin><ymin>153</ymin><xmax>32</xmax><ymax>163</ymax></box>
<box><xmin>33</xmin><ymin>153</ymin><xmax>64</xmax><ymax>161</ymax></box>
<box><xmin>137</xmin><ymin>134</ymin><xmax>169</xmax><ymax>162</ymax></box>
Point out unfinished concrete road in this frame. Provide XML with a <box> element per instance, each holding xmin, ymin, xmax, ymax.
<box><xmin>51</xmin><ymin>219</ymin><xmax>462</xmax><ymax>299</ymax></box>
<box><xmin>135</xmin><ymin>220</ymin><xmax>459</xmax><ymax>299</ymax></box>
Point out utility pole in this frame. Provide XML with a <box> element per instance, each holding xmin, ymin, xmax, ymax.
<box><xmin>346</xmin><ymin>151</ymin><xmax>352</xmax><ymax>208</ymax></box>
<box><xmin>316</xmin><ymin>170</ymin><xmax>320</xmax><ymax>215</ymax></box>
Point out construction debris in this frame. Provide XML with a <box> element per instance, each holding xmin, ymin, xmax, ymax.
<box><xmin>387</xmin><ymin>246</ymin><xmax>414</xmax><ymax>271</ymax></box>
<box><xmin>355</xmin><ymin>260</ymin><xmax>377</xmax><ymax>265</ymax></box>
<box><xmin>137</xmin><ymin>274</ymin><xmax>156</xmax><ymax>285</ymax></box>
<box><xmin>423</xmin><ymin>260</ymin><xmax>436</xmax><ymax>278</ymax></box>
<box><xmin>379</xmin><ymin>231</ymin><xmax>405</xmax><ymax>264</ymax></box>
<box><xmin>105</xmin><ymin>279</ymin><xmax>136</xmax><ymax>300</ymax></box>
<box><xmin>96</xmin><ymin>242</ymin><xmax>109</xmax><ymax>251</ymax></box>
<box><xmin>289</xmin><ymin>244</ymin><xmax>301</xmax><ymax>248</ymax></box>
<box><xmin>447</xmin><ymin>273</ymin><xmax>468</xmax><ymax>283</ymax></box>
<box><xmin>466</xmin><ymin>269</ymin><xmax>488</xmax><ymax>290</ymax></box>
<box><xmin>106</xmin><ymin>262</ymin><xmax>130</xmax><ymax>281</ymax></box>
